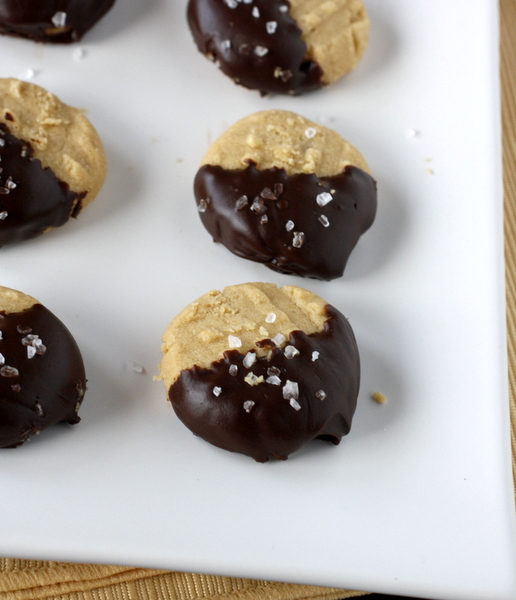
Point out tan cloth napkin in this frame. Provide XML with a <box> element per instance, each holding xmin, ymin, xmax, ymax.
<box><xmin>2</xmin><ymin>0</ymin><xmax>515</xmax><ymax>598</ymax></box>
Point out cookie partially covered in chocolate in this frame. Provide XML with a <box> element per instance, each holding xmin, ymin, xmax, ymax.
<box><xmin>0</xmin><ymin>79</ymin><xmax>107</xmax><ymax>247</ymax></box>
<box><xmin>0</xmin><ymin>286</ymin><xmax>87</xmax><ymax>448</ymax></box>
<box><xmin>0</xmin><ymin>0</ymin><xmax>116</xmax><ymax>43</ymax></box>
<box><xmin>187</xmin><ymin>0</ymin><xmax>369</xmax><ymax>95</ymax></box>
<box><xmin>159</xmin><ymin>282</ymin><xmax>360</xmax><ymax>462</ymax></box>
<box><xmin>194</xmin><ymin>110</ymin><xmax>377</xmax><ymax>280</ymax></box>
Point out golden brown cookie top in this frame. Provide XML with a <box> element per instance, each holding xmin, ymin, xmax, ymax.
<box><xmin>0</xmin><ymin>78</ymin><xmax>106</xmax><ymax>207</ymax></box>
<box><xmin>159</xmin><ymin>282</ymin><xmax>329</xmax><ymax>389</ymax></box>
<box><xmin>289</xmin><ymin>0</ymin><xmax>369</xmax><ymax>85</ymax></box>
<box><xmin>200</xmin><ymin>109</ymin><xmax>370</xmax><ymax>177</ymax></box>
<box><xmin>0</xmin><ymin>285</ymin><xmax>38</xmax><ymax>314</ymax></box>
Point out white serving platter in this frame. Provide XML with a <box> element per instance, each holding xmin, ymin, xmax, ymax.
<box><xmin>0</xmin><ymin>1</ymin><xmax>515</xmax><ymax>599</ymax></box>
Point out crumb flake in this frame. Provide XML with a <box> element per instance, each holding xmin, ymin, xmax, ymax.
<box><xmin>372</xmin><ymin>391</ymin><xmax>387</xmax><ymax>404</ymax></box>
<box><xmin>244</xmin><ymin>372</ymin><xmax>264</xmax><ymax>386</ymax></box>
<box><xmin>243</xmin><ymin>400</ymin><xmax>255</xmax><ymax>413</ymax></box>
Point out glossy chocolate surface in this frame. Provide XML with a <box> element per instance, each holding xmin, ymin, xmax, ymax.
<box><xmin>0</xmin><ymin>0</ymin><xmax>116</xmax><ymax>43</ymax></box>
<box><xmin>168</xmin><ymin>306</ymin><xmax>360</xmax><ymax>462</ymax></box>
<box><xmin>187</xmin><ymin>0</ymin><xmax>323</xmax><ymax>95</ymax></box>
<box><xmin>0</xmin><ymin>124</ymin><xmax>85</xmax><ymax>247</ymax></box>
<box><xmin>194</xmin><ymin>162</ymin><xmax>377</xmax><ymax>280</ymax></box>
<box><xmin>0</xmin><ymin>303</ymin><xmax>86</xmax><ymax>448</ymax></box>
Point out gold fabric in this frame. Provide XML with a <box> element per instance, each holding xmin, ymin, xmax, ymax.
<box><xmin>2</xmin><ymin>0</ymin><xmax>515</xmax><ymax>598</ymax></box>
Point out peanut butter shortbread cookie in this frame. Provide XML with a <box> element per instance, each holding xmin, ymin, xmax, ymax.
<box><xmin>0</xmin><ymin>286</ymin><xmax>86</xmax><ymax>448</ymax></box>
<box><xmin>187</xmin><ymin>0</ymin><xmax>369</xmax><ymax>95</ymax></box>
<box><xmin>194</xmin><ymin>109</ymin><xmax>377</xmax><ymax>280</ymax></box>
<box><xmin>159</xmin><ymin>282</ymin><xmax>360</xmax><ymax>462</ymax></box>
<box><xmin>0</xmin><ymin>79</ymin><xmax>107</xmax><ymax>246</ymax></box>
<box><xmin>0</xmin><ymin>0</ymin><xmax>116</xmax><ymax>43</ymax></box>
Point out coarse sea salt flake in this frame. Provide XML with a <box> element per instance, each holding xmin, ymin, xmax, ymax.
<box><xmin>312</xmin><ymin>351</ymin><xmax>320</xmax><ymax>361</ymax></box>
<box><xmin>27</xmin><ymin>346</ymin><xmax>36</xmax><ymax>359</ymax></box>
<box><xmin>272</xmin><ymin>333</ymin><xmax>285</xmax><ymax>347</ymax></box>
<box><xmin>243</xmin><ymin>351</ymin><xmax>256</xmax><ymax>368</ymax></box>
<box><xmin>266</xmin><ymin>375</ymin><xmax>281</xmax><ymax>386</ymax></box>
<box><xmin>0</xmin><ymin>352</ymin><xmax>4</xmax><ymax>365</ymax></box>
<box><xmin>243</xmin><ymin>400</ymin><xmax>255</xmax><ymax>413</ymax></box>
<box><xmin>282</xmin><ymin>380</ymin><xmax>299</xmax><ymax>400</ymax></box>
<box><xmin>305</xmin><ymin>127</ymin><xmax>316</xmax><ymax>138</ymax></box>
<box><xmin>316</xmin><ymin>390</ymin><xmax>326</xmax><ymax>400</ymax></box>
<box><xmin>290</xmin><ymin>398</ymin><xmax>301</xmax><ymax>411</ymax></box>
<box><xmin>284</xmin><ymin>345</ymin><xmax>299</xmax><ymax>359</ymax></box>
<box><xmin>51</xmin><ymin>11</ymin><xmax>67</xmax><ymax>27</ymax></box>
<box><xmin>292</xmin><ymin>231</ymin><xmax>305</xmax><ymax>248</ymax></box>
<box><xmin>254</xmin><ymin>45</ymin><xmax>268</xmax><ymax>57</ymax></box>
<box><xmin>252</xmin><ymin>6</ymin><xmax>260</xmax><ymax>17</ymax></box>
<box><xmin>229</xmin><ymin>364</ymin><xmax>238</xmax><ymax>376</ymax></box>
<box><xmin>228</xmin><ymin>335</ymin><xmax>242</xmax><ymax>348</ymax></box>
<box><xmin>265</xmin><ymin>312</ymin><xmax>276</xmax><ymax>323</ymax></box>
<box><xmin>285</xmin><ymin>220</ymin><xmax>294</xmax><ymax>231</ymax></box>
<box><xmin>318</xmin><ymin>214</ymin><xmax>330</xmax><ymax>227</ymax></box>
<box><xmin>316</xmin><ymin>192</ymin><xmax>333</xmax><ymax>206</ymax></box>
<box><xmin>0</xmin><ymin>211</ymin><xmax>7</xmax><ymax>220</ymax></box>
<box><xmin>213</xmin><ymin>386</ymin><xmax>222</xmax><ymax>396</ymax></box>
<box><xmin>266</xmin><ymin>21</ymin><xmax>277</xmax><ymax>33</ymax></box>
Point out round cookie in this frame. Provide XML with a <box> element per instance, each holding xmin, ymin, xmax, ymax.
<box><xmin>0</xmin><ymin>285</ymin><xmax>87</xmax><ymax>448</ymax></box>
<box><xmin>194</xmin><ymin>109</ymin><xmax>377</xmax><ymax>280</ymax></box>
<box><xmin>0</xmin><ymin>0</ymin><xmax>116</xmax><ymax>43</ymax></box>
<box><xmin>187</xmin><ymin>0</ymin><xmax>369</xmax><ymax>95</ymax></box>
<box><xmin>159</xmin><ymin>282</ymin><xmax>360</xmax><ymax>462</ymax></box>
<box><xmin>0</xmin><ymin>79</ymin><xmax>107</xmax><ymax>246</ymax></box>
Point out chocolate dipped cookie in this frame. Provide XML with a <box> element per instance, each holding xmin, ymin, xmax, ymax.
<box><xmin>187</xmin><ymin>0</ymin><xmax>369</xmax><ymax>95</ymax></box>
<box><xmin>0</xmin><ymin>286</ymin><xmax>86</xmax><ymax>448</ymax></box>
<box><xmin>0</xmin><ymin>79</ymin><xmax>107</xmax><ymax>246</ymax></box>
<box><xmin>159</xmin><ymin>282</ymin><xmax>360</xmax><ymax>462</ymax></box>
<box><xmin>194</xmin><ymin>109</ymin><xmax>377</xmax><ymax>280</ymax></box>
<box><xmin>0</xmin><ymin>0</ymin><xmax>116</xmax><ymax>43</ymax></box>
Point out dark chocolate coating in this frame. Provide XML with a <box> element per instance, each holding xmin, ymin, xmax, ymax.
<box><xmin>0</xmin><ymin>303</ymin><xmax>86</xmax><ymax>448</ymax></box>
<box><xmin>0</xmin><ymin>0</ymin><xmax>116</xmax><ymax>43</ymax></box>
<box><xmin>168</xmin><ymin>306</ymin><xmax>360</xmax><ymax>462</ymax></box>
<box><xmin>194</xmin><ymin>163</ymin><xmax>377</xmax><ymax>280</ymax></box>
<box><xmin>187</xmin><ymin>0</ymin><xmax>323</xmax><ymax>95</ymax></box>
<box><xmin>0</xmin><ymin>124</ymin><xmax>85</xmax><ymax>247</ymax></box>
